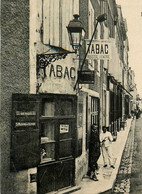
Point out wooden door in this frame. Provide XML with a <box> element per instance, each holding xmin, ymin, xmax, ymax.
<box><xmin>37</xmin><ymin>94</ymin><xmax>77</xmax><ymax>194</ymax></box>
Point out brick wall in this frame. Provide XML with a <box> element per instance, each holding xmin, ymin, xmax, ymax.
<box><xmin>1</xmin><ymin>0</ymin><xmax>30</xmax><ymax>193</ymax></box>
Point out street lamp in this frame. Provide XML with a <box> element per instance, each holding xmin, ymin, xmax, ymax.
<box><xmin>67</xmin><ymin>13</ymin><xmax>107</xmax><ymax>90</ymax></box>
<box><xmin>67</xmin><ymin>14</ymin><xmax>85</xmax><ymax>52</ymax></box>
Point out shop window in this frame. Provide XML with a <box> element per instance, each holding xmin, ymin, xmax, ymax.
<box><xmin>40</xmin><ymin>122</ymin><xmax>56</xmax><ymax>163</ymax></box>
<box><xmin>42</xmin><ymin>101</ymin><xmax>55</xmax><ymax>116</ymax></box>
<box><xmin>56</xmin><ymin>99</ymin><xmax>74</xmax><ymax>116</ymax></box>
<box><xmin>11</xmin><ymin>94</ymin><xmax>77</xmax><ymax>171</ymax></box>
<box><xmin>40</xmin><ymin>95</ymin><xmax>77</xmax><ymax>162</ymax></box>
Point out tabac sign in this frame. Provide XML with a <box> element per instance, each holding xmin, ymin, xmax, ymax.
<box><xmin>85</xmin><ymin>39</ymin><xmax>110</xmax><ymax>59</ymax></box>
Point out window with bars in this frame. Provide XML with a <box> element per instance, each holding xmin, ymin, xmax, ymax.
<box><xmin>91</xmin><ymin>97</ymin><xmax>99</xmax><ymax>127</ymax></box>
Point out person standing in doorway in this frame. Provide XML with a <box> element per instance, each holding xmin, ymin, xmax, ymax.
<box><xmin>88</xmin><ymin>124</ymin><xmax>100</xmax><ymax>181</ymax></box>
<box><xmin>100</xmin><ymin>126</ymin><xmax>115</xmax><ymax>169</ymax></box>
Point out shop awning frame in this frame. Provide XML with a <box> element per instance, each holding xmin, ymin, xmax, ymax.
<box><xmin>36</xmin><ymin>45</ymin><xmax>75</xmax><ymax>93</ymax></box>
<box><xmin>37</xmin><ymin>45</ymin><xmax>75</xmax><ymax>78</ymax></box>
<box><xmin>108</xmin><ymin>74</ymin><xmax>132</xmax><ymax>97</ymax></box>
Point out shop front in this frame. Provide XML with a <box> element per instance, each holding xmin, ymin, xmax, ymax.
<box><xmin>108</xmin><ymin>76</ymin><xmax>117</xmax><ymax>140</ymax></box>
<box><xmin>10</xmin><ymin>49</ymin><xmax>80</xmax><ymax>193</ymax></box>
<box><xmin>72</xmin><ymin>84</ymin><xmax>100</xmax><ymax>185</ymax></box>
<box><xmin>124</xmin><ymin>95</ymin><xmax>130</xmax><ymax>119</ymax></box>
<box><xmin>11</xmin><ymin>93</ymin><xmax>77</xmax><ymax>194</ymax></box>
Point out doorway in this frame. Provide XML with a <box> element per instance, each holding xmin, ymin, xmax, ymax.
<box><xmin>37</xmin><ymin>94</ymin><xmax>77</xmax><ymax>194</ymax></box>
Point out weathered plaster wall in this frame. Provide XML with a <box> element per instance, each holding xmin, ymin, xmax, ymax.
<box><xmin>75</xmin><ymin>152</ymin><xmax>88</xmax><ymax>185</ymax></box>
<box><xmin>39</xmin><ymin>54</ymin><xmax>77</xmax><ymax>95</ymax></box>
<box><xmin>1</xmin><ymin>0</ymin><xmax>30</xmax><ymax>193</ymax></box>
<box><xmin>75</xmin><ymin>94</ymin><xmax>88</xmax><ymax>185</ymax></box>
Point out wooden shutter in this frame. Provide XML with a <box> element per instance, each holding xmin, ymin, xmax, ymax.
<box><xmin>76</xmin><ymin>94</ymin><xmax>83</xmax><ymax>157</ymax></box>
<box><xmin>43</xmin><ymin>0</ymin><xmax>60</xmax><ymax>46</ymax></box>
<box><xmin>11</xmin><ymin>94</ymin><xmax>40</xmax><ymax>171</ymax></box>
<box><xmin>86</xmin><ymin>96</ymin><xmax>90</xmax><ymax>150</ymax></box>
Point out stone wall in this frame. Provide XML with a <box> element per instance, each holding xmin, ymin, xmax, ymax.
<box><xmin>75</xmin><ymin>152</ymin><xmax>88</xmax><ymax>185</ymax></box>
<box><xmin>1</xmin><ymin>0</ymin><xmax>30</xmax><ymax>193</ymax></box>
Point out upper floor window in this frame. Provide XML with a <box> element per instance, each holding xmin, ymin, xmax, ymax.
<box><xmin>88</xmin><ymin>0</ymin><xmax>94</xmax><ymax>39</ymax></box>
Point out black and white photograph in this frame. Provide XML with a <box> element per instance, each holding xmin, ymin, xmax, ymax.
<box><xmin>1</xmin><ymin>0</ymin><xmax>142</xmax><ymax>193</ymax></box>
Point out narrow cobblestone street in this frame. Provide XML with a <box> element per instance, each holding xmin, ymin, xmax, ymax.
<box><xmin>130</xmin><ymin>116</ymin><xmax>142</xmax><ymax>193</ymax></box>
<box><xmin>112</xmin><ymin>119</ymin><xmax>135</xmax><ymax>193</ymax></box>
<box><xmin>112</xmin><ymin>116</ymin><xmax>142</xmax><ymax>194</ymax></box>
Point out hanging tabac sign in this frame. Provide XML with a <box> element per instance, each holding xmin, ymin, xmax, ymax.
<box><xmin>85</xmin><ymin>39</ymin><xmax>110</xmax><ymax>59</ymax></box>
<box><xmin>78</xmin><ymin>71</ymin><xmax>95</xmax><ymax>84</ymax></box>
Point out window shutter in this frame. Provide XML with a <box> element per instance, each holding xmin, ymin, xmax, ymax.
<box><xmin>86</xmin><ymin>96</ymin><xmax>90</xmax><ymax>150</ymax></box>
<box><xmin>76</xmin><ymin>94</ymin><xmax>83</xmax><ymax>157</ymax></box>
<box><xmin>11</xmin><ymin>94</ymin><xmax>40</xmax><ymax>171</ymax></box>
<box><xmin>43</xmin><ymin>0</ymin><xmax>59</xmax><ymax>46</ymax></box>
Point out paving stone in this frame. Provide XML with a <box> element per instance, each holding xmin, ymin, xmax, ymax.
<box><xmin>112</xmin><ymin>120</ymin><xmax>135</xmax><ymax>193</ymax></box>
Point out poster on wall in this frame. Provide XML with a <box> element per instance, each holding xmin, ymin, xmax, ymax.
<box><xmin>60</xmin><ymin>124</ymin><xmax>69</xmax><ymax>133</ymax></box>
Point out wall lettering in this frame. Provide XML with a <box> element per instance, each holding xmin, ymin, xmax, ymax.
<box><xmin>56</xmin><ymin>65</ymin><xmax>62</xmax><ymax>78</ymax></box>
<box><xmin>49</xmin><ymin>64</ymin><xmax>56</xmax><ymax>77</ymax></box>
<box><xmin>48</xmin><ymin>64</ymin><xmax>76</xmax><ymax>80</ymax></box>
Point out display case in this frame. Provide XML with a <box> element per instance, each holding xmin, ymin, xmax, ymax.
<box><xmin>40</xmin><ymin>122</ymin><xmax>56</xmax><ymax>163</ymax></box>
<box><xmin>39</xmin><ymin>95</ymin><xmax>77</xmax><ymax>165</ymax></box>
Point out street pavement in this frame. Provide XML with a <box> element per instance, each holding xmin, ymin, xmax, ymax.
<box><xmin>130</xmin><ymin>116</ymin><xmax>142</xmax><ymax>193</ymax></box>
<box><xmin>112</xmin><ymin>118</ymin><xmax>135</xmax><ymax>193</ymax></box>
<box><xmin>72</xmin><ymin>118</ymin><xmax>133</xmax><ymax>194</ymax></box>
